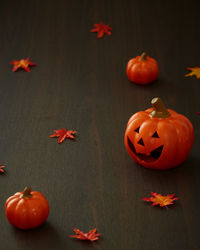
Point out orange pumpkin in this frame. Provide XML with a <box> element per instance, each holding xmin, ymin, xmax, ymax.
<box><xmin>124</xmin><ymin>98</ymin><xmax>194</xmax><ymax>170</ymax></box>
<box><xmin>5</xmin><ymin>186</ymin><xmax>49</xmax><ymax>229</ymax></box>
<box><xmin>126</xmin><ymin>52</ymin><xmax>158</xmax><ymax>84</ymax></box>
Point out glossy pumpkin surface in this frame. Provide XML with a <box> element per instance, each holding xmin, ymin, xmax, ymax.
<box><xmin>126</xmin><ymin>52</ymin><xmax>158</xmax><ymax>84</ymax></box>
<box><xmin>5</xmin><ymin>186</ymin><xmax>49</xmax><ymax>230</ymax></box>
<box><xmin>124</xmin><ymin>98</ymin><xmax>194</xmax><ymax>170</ymax></box>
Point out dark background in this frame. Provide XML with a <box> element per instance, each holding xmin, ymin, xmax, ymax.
<box><xmin>0</xmin><ymin>0</ymin><xmax>199</xmax><ymax>249</ymax></box>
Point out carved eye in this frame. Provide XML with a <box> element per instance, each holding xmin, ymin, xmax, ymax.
<box><xmin>152</xmin><ymin>131</ymin><xmax>159</xmax><ymax>138</ymax></box>
<box><xmin>138</xmin><ymin>138</ymin><xmax>144</xmax><ymax>146</ymax></box>
<box><xmin>134</xmin><ymin>127</ymin><xmax>140</xmax><ymax>133</ymax></box>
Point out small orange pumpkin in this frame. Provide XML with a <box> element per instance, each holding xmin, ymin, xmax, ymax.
<box><xmin>5</xmin><ymin>186</ymin><xmax>49</xmax><ymax>230</ymax></box>
<box><xmin>124</xmin><ymin>98</ymin><xmax>194</xmax><ymax>170</ymax></box>
<box><xmin>126</xmin><ymin>52</ymin><xmax>158</xmax><ymax>84</ymax></box>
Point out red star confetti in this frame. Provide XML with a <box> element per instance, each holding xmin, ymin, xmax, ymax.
<box><xmin>142</xmin><ymin>192</ymin><xmax>179</xmax><ymax>207</ymax></box>
<box><xmin>69</xmin><ymin>228</ymin><xmax>101</xmax><ymax>242</ymax></box>
<box><xmin>90</xmin><ymin>22</ymin><xmax>112</xmax><ymax>39</ymax></box>
<box><xmin>0</xmin><ymin>163</ymin><xmax>6</xmax><ymax>174</ymax></box>
<box><xmin>49</xmin><ymin>128</ymin><xmax>77</xmax><ymax>143</ymax></box>
<box><xmin>10</xmin><ymin>57</ymin><xmax>36</xmax><ymax>72</ymax></box>
<box><xmin>185</xmin><ymin>67</ymin><xmax>200</xmax><ymax>79</ymax></box>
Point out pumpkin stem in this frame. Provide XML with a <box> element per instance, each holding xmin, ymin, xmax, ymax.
<box><xmin>150</xmin><ymin>97</ymin><xmax>170</xmax><ymax>118</ymax></box>
<box><xmin>140</xmin><ymin>52</ymin><xmax>147</xmax><ymax>61</ymax></box>
<box><xmin>21</xmin><ymin>186</ymin><xmax>32</xmax><ymax>198</ymax></box>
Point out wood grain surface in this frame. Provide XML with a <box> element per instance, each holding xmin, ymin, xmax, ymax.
<box><xmin>0</xmin><ymin>0</ymin><xmax>200</xmax><ymax>249</ymax></box>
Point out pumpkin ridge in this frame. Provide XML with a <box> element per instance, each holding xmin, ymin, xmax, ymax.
<box><xmin>6</xmin><ymin>198</ymin><xmax>19</xmax><ymax>227</ymax></box>
<box><xmin>173</xmin><ymin>113</ymin><xmax>194</xmax><ymax>133</ymax></box>
<box><xmin>127</xmin><ymin>112</ymin><xmax>150</xmax><ymax>127</ymax></box>
<box><xmin>5</xmin><ymin>195</ymin><xmax>19</xmax><ymax>206</ymax></box>
<box><xmin>170</xmin><ymin>119</ymin><xmax>190</xmax><ymax>166</ymax></box>
<box><xmin>13</xmin><ymin>198</ymin><xmax>28</xmax><ymax>228</ymax></box>
<box><xmin>157</xmin><ymin>119</ymin><xmax>179</xmax><ymax>164</ymax></box>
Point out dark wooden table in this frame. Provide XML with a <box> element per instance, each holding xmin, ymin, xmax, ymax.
<box><xmin>0</xmin><ymin>0</ymin><xmax>199</xmax><ymax>249</ymax></box>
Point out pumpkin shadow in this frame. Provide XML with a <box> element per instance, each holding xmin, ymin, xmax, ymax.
<box><xmin>11</xmin><ymin>222</ymin><xmax>65</xmax><ymax>250</ymax></box>
<box><xmin>70</xmin><ymin>238</ymin><xmax>102</xmax><ymax>247</ymax></box>
<box><xmin>132</xmin><ymin>154</ymin><xmax>200</xmax><ymax>192</ymax></box>
<box><xmin>127</xmin><ymin>77</ymin><xmax>162</xmax><ymax>89</ymax></box>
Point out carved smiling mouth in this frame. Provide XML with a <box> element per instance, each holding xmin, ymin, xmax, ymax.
<box><xmin>127</xmin><ymin>137</ymin><xmax>163</xmax><ymax>162</ymax></box>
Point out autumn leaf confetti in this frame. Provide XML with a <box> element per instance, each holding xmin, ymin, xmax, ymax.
<box><xmin>49</xmin><ymin>128</ymin><xmax>77</xmax><ymax>143</ymax></box>
<box><xmin>10</xmin><ymin>57</ymin><xmax>36</xmax><ymax>72</ymax></box>
<box><xmin>185</xmin><ymin>67</ymin><xmax>200</xmax><ymax>79</ymax></box>
<box><xmin>90</xmin><ymin>22</ymin><xmax>112</xmax><ymax>39</ymax></box>
<box><xmin>69</xmin><ymin>228</ymin><xmax>101</xmax><ymax>242</ymax></box>
<box><xmin>142</xmin><ymin>192</ymin><xmax>179</xmax><ymax>207</ymax></box>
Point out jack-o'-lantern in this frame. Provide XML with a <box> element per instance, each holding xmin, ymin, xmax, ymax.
<box><xmin>124</xmin><ymin>97</ymin><xmax>194</xmax><ymax>170</ymax></box>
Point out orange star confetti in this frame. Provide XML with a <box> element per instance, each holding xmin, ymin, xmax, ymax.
<box><xmin>142</xmin><ymin>192</ymin><xmax>179</xmax><ymax>207</ymax></box>
<box><xmin>10</xmin><ymin>57</ymin><xmax>36</xmax><ymax>72</ymax></box>
<box><xmin>185</xmin><ymin>67</ymin><xmax>200</xmax><ymax>79</ymax></box>
<box><xmin>69</xmin><ymin>228</ymin><xmax>101</xmax><ymax>242</ymax></box>
<box><xmin>90</xmin><ymin>22</ymin><xmax>112</xmax><ymax>39</ymax></box>
<box><xmin>0</xmin><ymin>163</ymin><xmax>6</xmax><ymax>174</ymax></box>
<box><xmin>49</xmin><ymin>128</ymin><xmax>77</xmax><ymax>143</ymax></box>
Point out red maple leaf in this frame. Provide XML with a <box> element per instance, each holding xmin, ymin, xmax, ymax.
<box><xmin>142</xmin><ymin>192</ymin><xmax>179</xmax><ymax>207</ymax></box>
<box><xmin>90</xmin><ymin>22</ymin><xmax>112</xmax><ymax>38</ymax></box>
<box><xmin>69</xmin><ymin>228</ymin><xmax>101</xmax><ymax>242</ymax></box>
<box><xmin>49</xmin><ymin>128</ymin><xmax>77</xmax><ymax>143</ymax></box>
<box><xmin>10</xmin><ymin>57</ymin><xmax>36</xmax><ymax>72</ymax></box>
<box><xmin>0</xmin><ymin>163</ymin><xmax>6</xmax><ymax>174</ymax></box>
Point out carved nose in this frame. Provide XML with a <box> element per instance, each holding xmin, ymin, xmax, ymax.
<box><xmin>137</xmin><ymin>138</ymin><xmax>144</xmax><ymax>146</ymax></box>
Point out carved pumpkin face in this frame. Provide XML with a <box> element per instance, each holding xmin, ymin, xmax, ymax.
<box><xmin>127</xmin><ymin>128</ymin><xmax>163</xmax><ymax>163</ymax></box>
<box><xmin>124</xmin><ymin>98</ymin><xmax>194</xmax><ymax>170</ymax></box>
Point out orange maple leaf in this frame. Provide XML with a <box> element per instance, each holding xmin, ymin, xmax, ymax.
<box><xmin>10</xmin><ymin>57</ymin><xmax>36</xmax><ymax>72</ymax></box>
<box><xmin>185</xmin><ymin>67</ymin><xmax>200</xmax><ymax>79</ymax></box>
<box><xmin>142</xmin><ymin>192</ymin><xmax>179</xmax><ymax>207</ymax></box>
